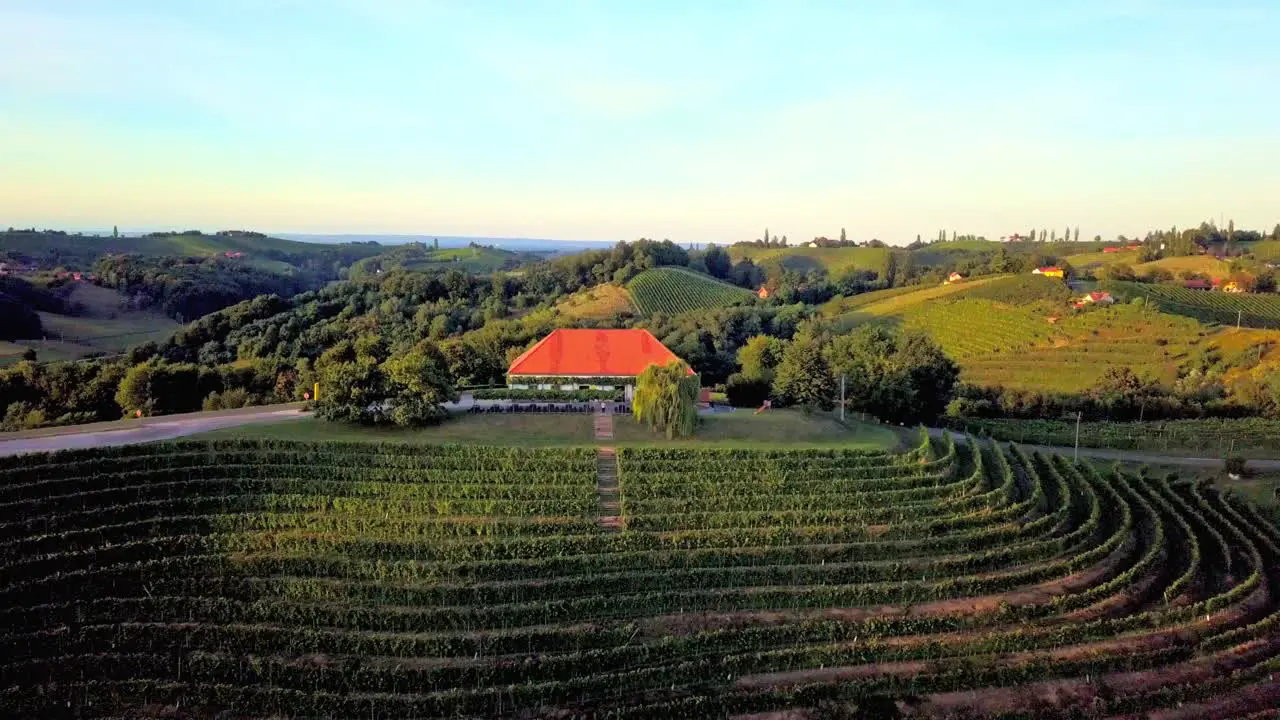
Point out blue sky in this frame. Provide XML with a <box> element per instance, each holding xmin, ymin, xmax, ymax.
<box><xmin>2</xmin><ymin>1</ymin><xmax>1278</xmax><ymax>244</ymax></box>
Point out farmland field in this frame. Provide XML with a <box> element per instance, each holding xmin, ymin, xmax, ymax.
<box><xmin>5</xmin><ymin>436</ymin><xmax>1280</xmax><ymax>716</ymax></box>
<box><xmin>1106</xmin><ymin>280</ymin><xmax>1280</xmax><ymax>329</ymax></box>
<box><xmin>626</xmin><ymin>267</ymin><xmax>755</xmax><ymax>315</ymax></box>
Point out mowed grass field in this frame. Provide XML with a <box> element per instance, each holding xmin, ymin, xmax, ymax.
<box><xmin>626</xmin><ymin>267</ymin><xmax>755</xmax><ymax>315</ymax></box>
<box><xmin>553</xmin><ymin>284</ymin><xmax>637</xmax><ymax>321</ymax></box>
<box><xmin>1134</xmin><ymin>255</ymin><xmax>1233</xmax><ymax>279</ymax></box>
<box><xmin>728</xmin><ymin>245</ymin><xmax>893</xmax><ymax>277</ymax></box>
<box><xmin>1066</xmin><ymin>248</ymin><xmax>1142</xmax><ymax>271</ymax></box>
<box><xmin>0</xmin><ymin>283</ymin><xmax>180</xmax><ymax>366</ymax></box>
<box><xmin>7</xmin><ymin>433</ymin><xmax>1280</xmax><ymax>716</ymax></box>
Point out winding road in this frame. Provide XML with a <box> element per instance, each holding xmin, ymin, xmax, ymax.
<box><xmin>0</xmin><ymin>406</ymin><xmax>311</xmax><ymax>457</ymax></box>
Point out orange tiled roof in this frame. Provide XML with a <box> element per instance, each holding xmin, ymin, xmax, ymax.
<box><xmin>508</xmin><ymin>329</ymin><xmax>693</xmax><ymax>376</ymax></box>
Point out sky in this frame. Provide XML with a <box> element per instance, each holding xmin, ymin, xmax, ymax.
<box><xmin>2</xmin><ymin>0</ymin><xmax>1279</xmax><ymax>245</ymax></box>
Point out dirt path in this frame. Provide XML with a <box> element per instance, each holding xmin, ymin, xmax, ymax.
<box><xmin>930</xmin><ymin>428</ymin><xmax>1280</xmax><ymax>471</ymax></box>
<box><xmin>596</xmin><ymin>447</ymin><xmax>622</xmax><ymax>531</ymax></box>
<box><xmin>0</xmin><ymin>406</ymin><xmax>310</xmax><ymax>457</ymax></box>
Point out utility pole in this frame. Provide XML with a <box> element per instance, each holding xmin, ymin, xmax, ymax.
<box><xmin>839</xmin><ymin>375</ymin><xmax>846</xmax><ymax>422</ymax></box>
<box><xmin>1074</xmin><ymin>411</ymin><xmax>1082</xmax><ymax>462</ymax></box>
<box><xmin>1238</xmin><ymin>310</ymin><xmax>1242</xmax><ymax>330</ymax></box>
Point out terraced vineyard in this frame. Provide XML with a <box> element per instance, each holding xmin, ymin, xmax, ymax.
<box><xmin>1107</xmin><ymin>280</ymin><xmax>1280</xmax><ymax>329</ymax></box>
<box><xmin>4</xmin><ymin>437</ymin><xmax>1280</xmax><ymax>717</ymax></box>
<box><xmin>626</xmin><ymin>267</ymin><xmax>755</xmax><ymax>315</ymax></box>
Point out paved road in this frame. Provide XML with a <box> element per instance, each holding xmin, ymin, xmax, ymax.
<box><xmin>0</xmin><ymin>408</ymin><xmax>312</xmax><ymax>457</ymax></box>
<box><xmin>930</xmin><ymin>428</ymin><xmax>1280</xmax><ymax>471</ymax></box>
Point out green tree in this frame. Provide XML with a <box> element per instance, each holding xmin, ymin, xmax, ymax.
<box><xmin>839</xmin><ymin>227</ymin><xmax>847</xmax><ymax>243</ymax></box>
<box><xmin>772</xmin><ymin>336</ymin><xmax>836</xmax><ymax>410</ymax></box>
<box><xmin>314</xmin><ymin>360</ymin><xmax>387</xmax><ymax>424</ymax></box>
<box><xmin>632</xmin><ymin>360</ymin><xmax>699</xmax><ymax>438</ymax></box>
<box><xmin>737</xmin><ymin>335</ymin><xmax>786</xmax><ymax>382</ymax></box>
<box><xmin>826</xmin><ymin>325</ymin><xmax>958</xmax><ymax>424</ymax></box>
<box><xmin>1073</xmin><ymin>226</ymin><xmax>1080</xmax><ymax>243</ymax></box>
<box><xmin>381</xmin><ymin>342</ymin><xmax>455</xmax><ymax>426</ymax></box>
<box><xmin>112</xmin><ymin>225</ymin><xmax>119</xmax><ymax>238</ymax></box>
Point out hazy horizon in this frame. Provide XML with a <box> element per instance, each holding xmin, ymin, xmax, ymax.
<box><xmin>3</xmin><ymin>1</ymin><xmax>1279</xmax><ymax>243</ymax></box>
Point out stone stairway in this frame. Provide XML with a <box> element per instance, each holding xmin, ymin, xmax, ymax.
<box><xmin>596</xmin><ymin>447</ymin><xmax>621</xmax><ymax>531</ymax></box>
<box><xmin>593</xmin><ymin>411</ymin><xmax>614</xmax><ymax>440</ymax></box>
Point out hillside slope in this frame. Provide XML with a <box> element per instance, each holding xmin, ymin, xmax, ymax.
<box><xmin>626</xmin><ymin>267</ymin><xmax>755</xmax><ymax>315</ymax></box>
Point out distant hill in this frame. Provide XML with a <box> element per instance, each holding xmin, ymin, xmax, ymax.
<box><xmin>349</xmin><ymin>242</ymin><xmax>547</xmax><ymax>277</ymax></box>
<box><xmin>0</xmin><ymin>229</ymin><xmax>384</xmax><ymax>270</ymax></box>
<box><xmin>626</xmin><ymin>267</ymin><xmax>756</xmax><ymax>315</ymax></box>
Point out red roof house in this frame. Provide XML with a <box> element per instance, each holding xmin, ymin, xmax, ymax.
<box><xmin>1184</xmin><ymin>279</ymin><xmax>1212</xmax><ymax>290</ymax></box>
<box><xmin>507</xmin><ymin>329</ymin><xmax>693</xmax><ymax>382</ymax></box>
<box><xmin>1103</xmin><ymin>247</ymin><xmax>1121</xmax><ymax>254</ymax></box>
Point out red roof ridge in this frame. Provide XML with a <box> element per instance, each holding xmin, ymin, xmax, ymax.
<box><xmin>508</xmin><ymin>328</ymin><xmax>693</xmax><ymax>377</ymax></box>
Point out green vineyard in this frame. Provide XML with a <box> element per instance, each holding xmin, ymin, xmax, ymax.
<box><xmin>626</xmin><ymin>267</ymin><xmax>755</xmax><ymax>315</ymax></box>
<box><xmin>4</xmin><ymin>437</ymin><xmax>1280</xmax><ymax>717</ymax></box>
<box><xmin>1106</xmin><ymin>280</ymin><xmax>1280</xmax><ymax>329</ymax></box>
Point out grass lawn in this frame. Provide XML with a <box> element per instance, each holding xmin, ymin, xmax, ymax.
<box><xmin>190</xmin><ymin>408</ymin><xmax>901</xmax><ymax>450</ymax></box>
<box><xmin>614</xmin><ymin>410</ymin><xmax>899</xmax><ymax>449</ymax></box>
<box><xmin>192</xmin><ymin>413</ymin><xmax>598</xmax><ymax>446</ymax></box>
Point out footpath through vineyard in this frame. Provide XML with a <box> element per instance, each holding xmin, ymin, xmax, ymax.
<box><xmin>2</xmin><ymin>433</ymin><xmax>1279</xmax><ymax>717</ymax></box>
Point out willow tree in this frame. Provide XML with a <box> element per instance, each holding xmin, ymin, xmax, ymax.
<box><xmin>633</xmin><ymin>360</ymin><xmax>699</xmax><ymax>438</ymax></box>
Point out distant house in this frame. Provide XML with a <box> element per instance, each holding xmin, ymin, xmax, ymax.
<box><xmin>1125</xmin><ymin>244</ymin><xmax>1142</xmax><ymax>250</ymax></box>
<box><xmin>0</xmin><ymin>263</ymin><xmax>7</xmax><ymax>275</ymax></box>
<box><xmin>507</xmin><ymin>328</ymin><xmax>694</xmax><ymax>402</ymax></box>
<box><xmin>757</xmin><ymin>286</ymin><xmax>770</xmax><ymax>299</ymax></box>
<box><xmin>1033</xmin><ymin>266</ymin><xmax>1065</xmax><ymax>279</ymax></box>
<box><xmin>1004</xmin><ymin>233</ymin><xmax>1028</xmax><ymax>242</ymax></box>
<box><xmin>1074</xmin><ymin>291</ymin><xmax>1115</xmax><ymax>308</ymax></box>
<box><xmin>1102</xmin><ymin>247</ymin><xmax>1122</xmax><ymax>254</ymax></box>
<box><xmin>224</xmin><ymin>251</ymin><xmax>245</xmax><ymax>259</ymax></box>
<box><xmin>945</xmin><ymin>272</ymin><xmax>965</xmax><ymax>284</ymax></box>
<box><xmin>1222</xmin><ymin>281</ymin><xmax>1245</xmax><ymax>294</ymax></box>
<box><xmin>1184</xmin><ymin>279</ymin><xmax>1213</xmax><ymax>290</ymax></box>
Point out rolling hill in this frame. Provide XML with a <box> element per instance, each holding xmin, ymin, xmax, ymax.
<box><xmin>821</xmin><ymin>274</ymin><xmax>1216</xmax><ymax>393</ymax></box>
<box><xmin>626</xmin><ymin>267</ymin><xmax>756</xmax><ymax>315</ymax></box>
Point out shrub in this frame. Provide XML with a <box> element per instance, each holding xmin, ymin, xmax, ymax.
<box><xmin>725</xmin><ymin>373</ymin><xmax>771</xmax><ymax>408</ymax></box>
